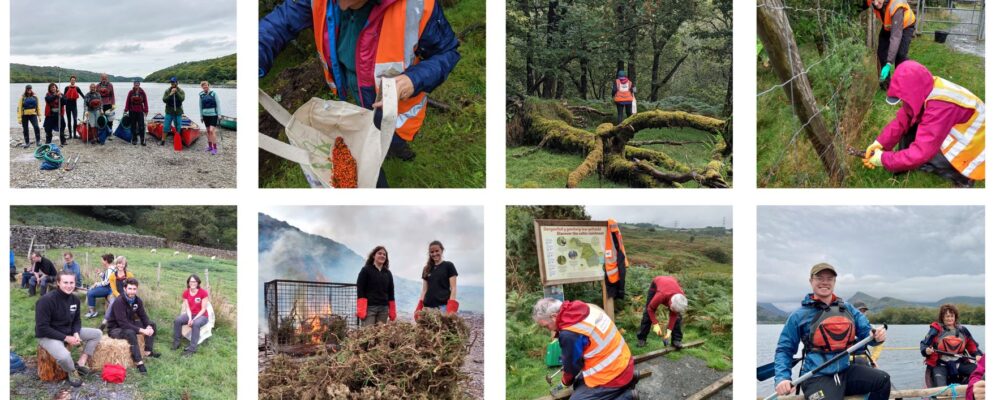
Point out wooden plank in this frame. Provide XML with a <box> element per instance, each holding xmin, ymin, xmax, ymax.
<box><xmin>685</xmin><ymin>373</ymin><xmax>733</xmax><ymax>400</ymax></box>
<box><xmin>535</xmin><ymin>370</ymin><xmax>652</xmax><ymax>400</ymax></box>
<box><xmin>759</xmin><ymin>385</ymin><xmax>967</xmax><ymax>400</ymax></box>
<box><xmin>634</xmin><ymin>339</ymin><xmax>706</xmax><ymax>363</ymax></box>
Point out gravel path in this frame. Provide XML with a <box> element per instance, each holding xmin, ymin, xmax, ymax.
<box><xmin>637</xmin><ymin>355</ymin><xmax>732</xmax><ymax>399</ymax></box>
<box><xmin>460</xmin><ymin>312</ymin><xmax>485</xmax><ymax>400</ymax></box>
<box><xmin>9</xmin><ymin>127</ymin><xmax>236</xmax><ymax>188</ymax></box>
<box><xmin>941</xmin><ymin>7</ymin><xmax>984</xmax><ymax>58</ymax></box>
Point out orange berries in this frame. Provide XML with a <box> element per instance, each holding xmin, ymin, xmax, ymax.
<box><xmin>330</xmin><ymin>137</ymin><xmax>358</xmax><ymax>188</ymax></box>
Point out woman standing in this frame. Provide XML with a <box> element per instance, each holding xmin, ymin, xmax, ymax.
<box><xmin>43</xmin><ymin>83</ymin><xmax>67</xmax><ymax>145</ymax></box>
<box><xmin>83</xmin><ymin>84</ymin><xmax>103</xmax><ymax>144</ymax></box>
<box><xmin>356</xmin><ymin>246</ymin><xmax>396</xmax><ymax>326</ymax></box>
<box><xmin>63</xmin><ymin>76</ymin><xmax>86</xmax><ymax>137</ymax></box>
<box><xmin>415</xmin><ymin>241</ymin><xmax>459</xmax><ymax>316</ymax></box>
<box><xmin>85</xmin><ymin>253</ymin><xmax>116</xmax><ymax>318</ymax></box>
<box><xmin>199</xmin><ymin>81</ymin><xmax>221</xmax><ymax>155</ymax></box>
<box><xmin>17</xmin><ymin>84</ymin><xmax>41</xmax><ymax>148</ymax></box>
<box><xmin>921</xmin><ymin>304</ymin><xmax>983</xmax><ymax>387</ymax></box>
<box><xmin>172</xmin><ymin>274</ymin><xmax>211</xmax><ymax>356</ymax></box>
<box><xmin>97</xmin><ymin>256</ymin><xmax>134</xmax><ymax>330</ymax></box>
<box><xmin>125</xmin><ymin>79</ymin><xmax>149</xmax><ymax>146</ymax></box>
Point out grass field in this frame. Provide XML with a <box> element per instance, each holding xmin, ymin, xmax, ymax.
<box><xmin>10</xmin><ymin>247</ymin><xmax>237</xmax><ymax>400</ymax></box>
<box><xmin>258</xmin><ymin>0</ymin><xmax>485</xmax><ymax>188</ymax></box>
<box><xmin>10</xmin><ymin>208</ymin><xmax>148</xmax><ymax>236</ymax></box>
<box><xmin>505</xmin><ymin>225</ymin><xmax>732</xmax><ymax>399</ymax></box>
<box><xmin>757</xmin><ymin>28</ymin><xmax>985</xmax><ymax>188</ymax></box>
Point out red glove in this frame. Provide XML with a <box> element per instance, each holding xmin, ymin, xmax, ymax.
<box><xmin>561</xmin><ymin>371</ymin><xmax>573</xmax><ymax>386</ymax></box>
<box><xmin>447</xmin><ymin>299</ymin><xmax>459</xmax><ymax>314</ymax></box>
<box><xmin>414</xmin><ymin>300</ymin><xmax>424</xmax><ymax>320</ymax></box>
<box><xmin>356</xmin><ymin>298</ymin><xmax>368</xmax><ymax>320</ymax></box>
<box><xmin>388</xmin><ymin>301</ymin><xmax>397</xmax><ymax>321</ymax></box>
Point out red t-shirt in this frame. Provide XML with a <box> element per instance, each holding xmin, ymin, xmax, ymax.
<box><xmin>183</xmin><ymin>288</ymin><xmax>209</xmax><ymax>316</ymax></box>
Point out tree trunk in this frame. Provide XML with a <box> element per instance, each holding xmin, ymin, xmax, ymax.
<box><xmin>577</xmin><ymin>58</ymin><xmax>589</xmax><ymax>99</ymax></box>
<box><xmin>757</xmin><ymin>0</ymin><xmax>844</xmax><ymax>184</ymax></box>
<box><xmin>649</xmin><ymin>55</ymin><xmax>688</xmax><ymax>102</ymax></box>
<box><xmin>38</xmin><ymin>345</ymin><xmax>68</xmax><ymax>382</ymax></box>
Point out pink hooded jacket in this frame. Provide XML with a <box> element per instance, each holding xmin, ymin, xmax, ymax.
<box><xmin>876</xmin><ymin>61</ymin><xmax>975</xmax><ymax>172</ymax></box>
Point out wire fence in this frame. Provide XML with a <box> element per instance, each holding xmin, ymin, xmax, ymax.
<box><xmin>757</xmin><ymin>0</ymin><xmax>874</xmax><ymax>186</ymax></box>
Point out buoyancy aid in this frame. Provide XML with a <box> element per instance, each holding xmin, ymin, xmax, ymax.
<box><xmin>935</xmin><ymin>328</ymin><xmax>967</xmax><ymax>355</ymax></box>
<box><xmin>805</xmin><ymin>299</ymin><xmax>856</xmax><ymax>353</ymax></box>
<box><xmin>311</xmin><ymin>0</ymin><xmax>435</xmax><ymax>141</ymax></box>
<box><xmin>869</xmin><ymin>0</ymin><xmax>916</xmax><ymax>31</ymax></box>
<box><xmin>200</xmin><ymin>91</ymin><xmax>217</xmax><ymax>109</ymax></box>
<box><xmin>926</xmin><ymin>76</ymin><xmax>986</xmax><ymax>180</ymax></box>
<box><xmin>604</xmin><ymin>219</ymin><xmax>628</xmax><ymax>284</ymax></box>
<box><xmin>64</xmin><ymin>85</ymin><xmax>80</xmax><ymax>100</ymax></box>
<box><xmin>22</xmin><ymin>96</ymin><xmax>38</xmax><ymax>110</ymax></box>
<box><xmin>98</xmin><ymin>82</ymin><xmax>113</xmax><ymax>99</ymax></box>
<box><xmin>561</xmin><ymin>304</ymin><xmax>632</xmax><ymax>387</ymax></box>
<box><xmin>129</xmin><ymin>89</ymin><xmax>144</xmax><ymax>106</ymax></box>
<box><xmin>613</xmin><ymin>78</ymin><xmax>634</xmax><ymax>103</ymax></box>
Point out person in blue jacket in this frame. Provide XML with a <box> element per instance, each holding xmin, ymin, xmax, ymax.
<box><xmin>259</xmin><ymin>0</ymin><xmax>460</xmax><ymax>188</ymax></box>
<box><xmin>774</xmin><ymin>263</ymin><xmax>891</xmax><ymax>399</ymax></box>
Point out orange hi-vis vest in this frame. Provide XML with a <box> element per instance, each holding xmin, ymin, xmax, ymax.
<box><xmin>562</xmin><ymin>304</ymin><xmax>632</xmax><ymax>387</ymax></box>
<box><xmin>869</xmin><ymin>0</ymin><xmax>916</xmax><ymax>31</ymax></box>
<box><xmin>604</xmin><ymin>219</ymin><xmax>628</xmax><ymax>284</ymax></box>
<box><xmin>311</xmin><ymin>0</ymin><xmax>434</xmax><ymax>141</ymax></box>
<box><xmin>927</xmin><ymin>76</ymin><xmax>985</xmax><ymax>180</ymax></box>
<box><xmin>613</xmin><ymin>79</ymin><xmax>634</xmax><ymax>103</ymax></box>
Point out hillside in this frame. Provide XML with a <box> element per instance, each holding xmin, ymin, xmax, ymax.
<box><xmin>145</xmin><ymin>54</ymin><xmax>236</xmax><ymax>85</ymax></box>
<box><xmin>847</xmin><ymin>291</ymin><xmax>985</xmax><ymax>313</ymax></box>
<box><xmin>757</xmin><ymin>303</ymin><xmax>788</xmax><ymax>323</ymax></box>
<box><xmin>10</xmin><ymin>64</ymin><xmax>137</xmax><ymax>83</ymax></box>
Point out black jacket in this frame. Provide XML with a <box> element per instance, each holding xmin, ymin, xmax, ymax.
<box><xmin>108</xmin><ymin>294</ymin><xmax>152</xmax><ymax>332</ymax></box>
<box><xmin>356</xmin><ymin>264</ymin><xmax>395</xmax><ymax>306</ymax></box>
<box><xmin>35</xmin><ymin>290</ymin><xmax>82</xmax><ymax>340</ymax></box>
<box><xmin>34</xmin><ymin>257</ymin><xmax>57</xmax><ymax>277</ymax></box>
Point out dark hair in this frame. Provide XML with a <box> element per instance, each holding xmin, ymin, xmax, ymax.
<box><xmin>48</xmin><ymin>82</ymin><xmax>58</xmax><ymax>92</ymax></box>
<box><xmin>365</xmin><ymin>246</ymin><xmax>390</xmax><ymax>270</ymax></box>
<box><xmin>102</xmin><ymin>253</ymin><xmax>115</xmax><ymax>264</ymax></box>
<box><xmin>422</xmin><ymin>241</ymin><xmax>444</xmax><ymax>280</ymax></box>
<box><xmin>31</xmin><ymin>251</ymin><xmax>42</xmax><ymax>258</ymax></box>
<box><xmin>124</xmin><ymin>277</ymin><xmax>139</xmax><ymax>287</ymax></box>
<box><xmin>938</xmin><ymin>304</ymin><xmax>960</xmax><ymax>326</ymax></box>
<box><xmin>63</xmin><ymin>252</ymin><xmax>73</xmax><ymax>258</ymax></box>
<box><xmin>70</xmin><ymin>75</ymin><xmax>77</xmax><ymax>80</ymax></box>
<box><xmin>186</xmin><ymin>274</ymin><xmax>202</xmax><ymax>289</ymax></box>
<box><xmin>57</xmin><ymin>270</ymin><xmax>77</xmax><ymax>282</ymax></box>
<box><xmin>23</xmin><ymin>86</ymin><xmax>32</xmax><ymax>96</ymax></box>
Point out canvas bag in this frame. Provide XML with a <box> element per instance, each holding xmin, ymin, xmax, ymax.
<box><xmin>258</xmin><ymin>79</ymin><xmax>398</xmax><ymax>188</ymax></box>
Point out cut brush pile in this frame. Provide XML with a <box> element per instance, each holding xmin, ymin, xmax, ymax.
<box><xmin>260</xmin><ymin>310</ymin><xmax>470</xmax><ymax>400</ymax></box>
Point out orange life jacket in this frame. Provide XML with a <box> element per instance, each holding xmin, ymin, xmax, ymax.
<box><xmin>805</xmin><ymin>300</ymin><xmax>856</xmax><ymax>353</ymax></box>
<box><xmin>869</xmin><ymin>0</ymin><xmax>916</xmax><ymax>31</ymax></box>
<box><xmin>613</xmin><ymin>78</ymin><xmax>634</xmax><ymax>103</ymax></box>
<box><xmin>603</xmin><ymin>219</ymin><xmax>628</xmax><ymax>284</ymax></box>
<box><xmin>935</xmin><ymin>328</ymin><xmax>967</xmax><ymax>355</ymax></box>
<box><xmin>562</xmin><ymin>304</ymin><xmax>632</xmax><ymax>387</ymax></box>
<box><xmin>311</xmin><ymin>0</ymin><xmax>434</xmax><ymax>141</ymax></box>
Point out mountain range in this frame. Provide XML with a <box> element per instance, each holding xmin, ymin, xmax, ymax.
<box><xmin>757</xmin><ymin>292</ymin><xmax>984</xmax><ymax>323</ymax></box>
<box><xmin>11</xmin><ymin>64</ymin><xmax>139</xmax><ymax>83</ymax></box>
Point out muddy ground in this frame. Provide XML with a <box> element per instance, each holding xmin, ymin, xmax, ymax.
<box><xmin>942</xmin><ymin>8</ymin><xmax>985</xmax><ymax>58</ymax></box>
<box><xmin>10</xmin><ymin>357</ymin><xmax>141</xmax><ymax>400</ymax></box>
<box><xmin>9</xmin><ymin>126</ymin><xmax>236</xmax><ymax>188</ymax></box>
<box><xmin>636</xmin><ymin>355</ymin><xmax>732</xmax><ymax>400</ymax></box>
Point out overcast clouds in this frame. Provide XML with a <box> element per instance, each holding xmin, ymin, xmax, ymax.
<box><xmin>263</xmin><ymin>206</ymin><xmax>485</xmax><ymax>285</ymax></box>
<box><xmin>758</xmin><ymin>206</ymin><xmax>984</xmax><ymax>305</ymax></box>
<box><xmin>585</xmin><ymin>206</ymin><xmax>732</xmax><ymax>229</ymax></box>
<box><xmin>11</xmin><ymin>0</ymin><xmax>236</xmax><ymax>77</ymax></box>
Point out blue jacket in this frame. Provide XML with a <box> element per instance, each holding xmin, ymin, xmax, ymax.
<box><xmin>258</xmin><ymin>0</ymin><xmax>460</xmax><ymax>109</ymax></box>
<box><xmin>774</xmin><ymin>294</ymin><xmax>875</xmax><ymax>386</ymax></box>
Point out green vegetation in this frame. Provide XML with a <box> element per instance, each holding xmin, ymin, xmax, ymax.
<box><xmin>145</xmin><ymin>54</ymin><xmax>237</xmax><ymax>85</ymax></box>
<box><xmin>258</xmin><ymin>0</ymin><xmax>485</xmax><ymax>188</ymax></box>
<box><xmin>11</xmin><ymin>207</ymin><xmax>237</xmax><ymax>250</ymax></box>
<box><xmin>868</xmin><ymin>305</ymin><xmax>985</xmax><ymax>325</ymax></box>
<box><xmin>506</xmin><ymin>206</ymin><xmax>732</xmax><ymax>399</ymax></box>
<box><xmin>10</xmin><ymin>247</ymin><xmax>237</xmax><ymax>400</ymax></box>
<box><xmin>10</xmin><ymin>64</ymin><xmax>137</xmax><ymax>83</ymax></box>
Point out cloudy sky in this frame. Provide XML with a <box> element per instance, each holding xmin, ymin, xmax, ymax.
<box><xmin>11</xmin><ymin>0</ymin><xmax>236</xmax><ymax>77</ymax></box>
<box><xmin>758</xmin><ymin>206</ymin><xmax>984</xmax><ymax>307</ymax></box>
<box><xmin>263</xmin><ymin>206</ymin><xmax>485</xmax><ymax>285</ymax></box>
<box><xmin>586</xmin><ymin>206</ymin><xmax>732</xmax><ymax>229</ymax></box>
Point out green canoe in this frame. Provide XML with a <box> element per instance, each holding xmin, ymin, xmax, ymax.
<box><xmin>220</xmin><ymin>115</ymin><xmax>237</xmax><ymax>130</ymax></box>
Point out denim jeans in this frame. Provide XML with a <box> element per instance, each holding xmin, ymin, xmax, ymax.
<box><xmin>165</xmin><ymin>113</ymin><xmax>183</xmax><ymax>138</ymax></box>
<box><xmin>87</xmin><ymin>285</ymin><xmax>113</xmax><ymax>307</ymax></box>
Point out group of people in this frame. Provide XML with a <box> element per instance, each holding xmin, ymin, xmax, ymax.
<box><xmin>769</xmin><ymin>262</ymin><xmax>986</xmax><ymax>400</ymax></box>
<box><xmin>354</xmin><ymin>241</ymin><xmax>460</xmax><ymax>325</ymax></box>
<box><xmin>860</xmin><ymin>0</ymin><xmax>985</xmax><ymax>186</ymax></box>
<box><xmin>27</xmin><ymin>251</ymin><xmax>212</xmax><ymax>387</ymax></box>
<box><xmin>16</xmin><ymin>75</ymin><xmax>223</xmax><ymax>154</ymax></box>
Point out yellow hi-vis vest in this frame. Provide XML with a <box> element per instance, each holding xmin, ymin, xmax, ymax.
<box><xmin>869</xmin><ymin>0</ymin><xmax>916</xmax><ymax>31</ymax></box>
<box><xmin>311</xmin><ymin>0</ymin><xmax>433</xmax><ymax>141</ymax></box>
<box><xmin>927</xmin><ymin>76</ymin><xmax>985</xmax><ymax>180</ymax></box>
<box><xmin>562</xmin><ymin>304</ymin><xmax>632</xmax><ymax>387</ymax></box>
<box><xmin>604</xmin><ymin>219</ymin><xmax>628</xmax><ymax>284</ymax></box>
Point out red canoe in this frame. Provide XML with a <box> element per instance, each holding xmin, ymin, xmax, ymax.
<box><xmin>146</xmin><ymin>113</ymin><xmax>201</xmax><ymax>148</ymax></box>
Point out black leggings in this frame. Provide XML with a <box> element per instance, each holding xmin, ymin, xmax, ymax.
<box><xmin>898</xmin><ymin>124</ymin><xmax>972</xmax><ymax>186</ymax></box>
<box><xmin>636</xmin><ymin>283</ymin><xmax>683</xmax><ymax>343</ymax></box>
<box><xmin>927</xmin><ymin>362</ymin><xmax>977</xmax><ymax>387</ymax></box>
<box><xmin>65</xmin><ymin>103</ymin><xmax>79</xmax><ymax>136</ymax></box>
<box><xmin>616</xmin><ymin>102</ymin><xmax>633</xmax><ymax>125</ymax></box>
<box><xmin>21</xmin><ymin>115</ymin><xmax>40</xmax><ymax>144</ymax></box>
<box><xmin>800</xmin><ymin>364</ymin><xmax>892</xmax><ymax>400</ymax></box>
<box><xmin>130</xmin><ymin>111</ymin><xmax>145</xmax><ymax>143</ymax></box>
<box><xmin>877</xmin><ymin>26</ymin><xmax>914</xmax><ymax>69</ymax></box>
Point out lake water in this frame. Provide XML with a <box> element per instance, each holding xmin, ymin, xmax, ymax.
<box><xmin>11</xmin><ymin>82</ymin><xmax>237</xmax><ymax>128</ymax></box>
<box><xmin>757</xmin><ymin>324</ymin><xmax>985</xmax><ymax>397</ymax></box>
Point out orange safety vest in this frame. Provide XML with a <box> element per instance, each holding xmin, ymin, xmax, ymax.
<box><xmin>311</xmin><ymin>0</ymin><xmax>434</xmax><ymax>141</ymax></box>
<box><xmin>927</xmin><ymin>76</ymin><xmax>985</xmax><ymax>180</ymax></box>
<box><xmin>604</xmin><ymin>219</ymin><xmax>628</xmax><ymax>284</ymax></box>
<box><xmin>562</xmin><ymin>304</ymin><xmax>632</xmax><ymax>387</ymax></box>
<box><xmin>869</xmin><ymin>0</ymin><xmax>916</xmax><ymax>31</ymax></box>
<box><xmin>613</xmin><ymin>79</ymin><xmax>634</xmax><ymax>103</ymax></box>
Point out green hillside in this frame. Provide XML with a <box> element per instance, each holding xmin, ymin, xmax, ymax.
<box><xmin>144</xmin><ymin>54</ymin><xmax>236</xmax><ymax>85</ymax></box>
<box><xmin>10</xmin><ymin>64</ymin><xmax>137</xmax><ymax>83</ymax></box>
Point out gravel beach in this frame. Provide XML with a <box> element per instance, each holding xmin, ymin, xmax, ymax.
<box><xmin>9</xmin><ymin>127</ymin><xmax>236</xmax><ymax>188</ymax></box>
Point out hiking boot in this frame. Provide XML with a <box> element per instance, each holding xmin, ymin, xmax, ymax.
<box><xmin>146</xmin><ymin>351</ymin><xmax>161</xmax><ymax>358</ymax></box>
<box><xmin>182</xmin><ymin>350</ymin><xmax>195</xmax><ymax>358</ymax></box>
<box><xmin>137</xmin><ymin>364</ymin><xmax>148</xmax><ymax>375</ymax></box>
<box><xmin>637</xmin><ymin>339</ymin><xmax>646</xmax><ymax>348</ymax></box>
<box><xmin>22</xmin><ymin>143</ymin><xmax>31</xmax><ymax>148</ymax></box>
<box><xmin>98</xmin><ymin>321</ymin><xmax>106</xmax><ymax>332</ymax></box>
<box><xmin>172</xmin><ymin>341</ymin><xmax>181</xmax><ymax>351</ymax></box>
<box><xmin>67</xmin><ymin>371</ymin><xmax>83</xmax><ymax>387</ymax></box>
<box><xmin>671</xmin><ymin>341</ymin><xmax>683</xmax><ymax>351</ymax></box>
<box><xmin>76</xmin><ymin>365</ymin><xmax>93</xmax><ymax>376</ymax></box>
<box><xmin>386</xmin><ymin>140</ymin><xmax>415</xmax><ymax>161</ymax></box>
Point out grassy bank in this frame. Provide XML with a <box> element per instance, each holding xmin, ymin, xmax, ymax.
<box><xmin>506</xmin><ymin>224</ymin><xmax>732</xmax><ymax>399</ymax></box>
<box><xmin>11</xmin><ymin>208</ymin><xmax>147</xmax><ymax>236</ymax></box>
<box><xmin>10</xmin><ymin>247</ymin><xmax>237</xmax><ymax>400</ymax></box>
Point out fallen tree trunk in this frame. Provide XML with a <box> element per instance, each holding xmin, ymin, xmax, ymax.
<box><xmin>631</xmin><ymin>139</ymin><xmax>703</xmax><ymax>146</ymax></box>
<box><xmin>633</xmin><ymin>339</ymin><xmax>706</xmax><ymax>363</ymax></box>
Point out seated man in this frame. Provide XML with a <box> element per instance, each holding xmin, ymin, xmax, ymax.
<box><xmin>107</xmin><ymin>278</ymin><xmax>159</xmax><ymax>375</ymax></box>
<box><xmin>35</xmin><ymin>270</ymin><xmax>102</xmax><ymax>387</ymax></box>
<box><xmin>62</xmin><ymin>252</ymin><xmax>83</xmax><ymax>291</ymax></box>
<box><xmin>27</xmin><ymin>251</ymin><xmax>58</xmax><ymax>296</ymax></box>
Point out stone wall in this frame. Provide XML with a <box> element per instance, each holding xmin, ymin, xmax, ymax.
<box><xmin>9</xmin><ymin>225</ymin><xmax>236</xmax><ymax>259</ymax></box>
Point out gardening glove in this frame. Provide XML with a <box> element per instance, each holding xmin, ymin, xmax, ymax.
<box><xmin>414</xmin><ymin>300</ymin><xmax>424</xmax><ymax>320</ymax></box>
<box><xmin>880</xmin><ymin>63</ymin><xmax>893</xmax><ymax>82</ymax></box>
<box><xmin>561</xmin><ymin>371</ymin><xmax>574</xmax><ymax>386</ymax></box>
<box><xmin>652</xmin><ymin>324</ymin><xmax>663</xmax><ymax>337</ymax></box>
<box><xmin>447</xmin><ymin>299</ymin><xmax>460</xmax><ymax>314</ymax></box>
<box><xmin>388</xmin><ymin>301</ymin><xmax>397</xmax><ymax>321</ymax></box>
<box><xmin>356</xmin><ymin>298</ymin><xmax>368</xmax><ymax>320</ymax></box>
<box><xmin>864</xmin><ymin>149</ymin><xmax>884</xmax><ymax>169</ymax></box>
<box><xmin>865</xmin><ymin>140</ymin><xmax>883</xmax><ymax>159</ymax></box>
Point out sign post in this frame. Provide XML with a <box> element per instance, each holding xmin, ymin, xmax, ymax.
<box><xmin>534</xmin><ymin>219</ymin><xmax>614</xmax><ymax>320</ymax></box>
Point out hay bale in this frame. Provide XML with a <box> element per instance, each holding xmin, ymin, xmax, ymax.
<box><xmin>87</xmin><ymin>336</ymin><xmax>145</xmax><ymax>370</ymax></box>
<box><xmin>37</xmin><ymin>345</ymin><xmax>68</xmax><ymax>382</ymax></box>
